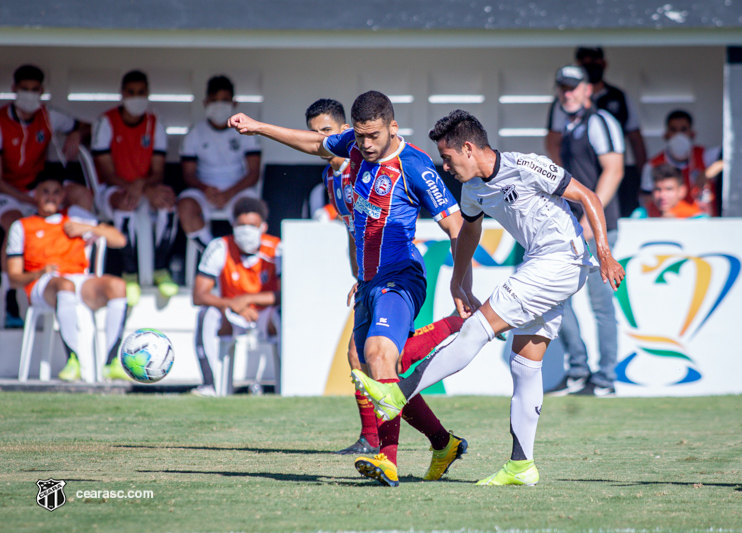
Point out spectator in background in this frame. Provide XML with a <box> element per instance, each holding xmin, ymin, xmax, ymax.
<box><xmin>546</xmin><ymin>65</ymin><xmax>624</xmax><ymax>398</ymax></box>
<box><xmin>6</xmin><ymin>171</ymin><xmax>130</xmax><ymax>381</ymax></box>
<box><xmin>92</xmin><ymin>70</ymin><xmax>178</xmax><ymax>305</ymax></box>
<box><xmin>0</xmin><ymin>64</ymin><xmax>93</xmax><ymax>328</ymax></box>
<box><xmin>640</xmin><ymin>110</ymin><xmax>715</xmax><ymax>216</ymax></box>
<box><xmin>178</xmin><ymin>76</ymin><xmax>261</xmax><ymax>251</ymax></box>
<box><xmin>632</xmin><ymin>164</ymin><xmax>708</xmax><ymax>219</ymax></box>
<box><xmin>191</xmin><ymin>197</ymin><xmax>280</xmax><ymax>397</ymax></box>
<box><xmin>545</xmin><ymin>47</ymin><xmax>646</xmax><ymax>217</ymax></box>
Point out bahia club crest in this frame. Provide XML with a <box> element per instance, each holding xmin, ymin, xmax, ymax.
<box><xmin>615</xmin><ymin>242</ymin><xmax>739</xmax><ymax>389</ymax></box>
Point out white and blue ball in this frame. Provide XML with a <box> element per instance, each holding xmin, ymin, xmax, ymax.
<box><xmin>119</xmin><ymin>328</ymin><xmax>174</xmax><ymax>384</ymax></box>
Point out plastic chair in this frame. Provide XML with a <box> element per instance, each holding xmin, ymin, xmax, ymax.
<box><xmin>211</xmin><ymin>324</ymin><xmax>281</xmax><ymax>397</ymax></box>
<box><xmin>79</xmin><ymin>146</ymin><xmax>158</xmax><ymax>286</ymax></box>
<box><xmin>17</xmin><ymin>237</ymin><xmax>107</xmax><ymax>383</ymax></box>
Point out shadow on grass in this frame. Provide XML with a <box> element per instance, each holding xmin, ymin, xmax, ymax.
<box><xmin>114</xmin><ymin>444</ymin><xmax>328</xmax><ymax>455</ymax></box>
<box><xmin>138</xmin><ymin>469</ymin><xmax>471</xmax><ymax>486</ymax></box>
<box><xmin>559</xmin><ymin>478</ymin><xmax>742</xmax><ymax>490</ymax></box>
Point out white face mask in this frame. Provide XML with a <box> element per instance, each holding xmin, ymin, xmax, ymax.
<box><xmin>667</xmin><ymin>133</ymin><xmax>692</xmax><ymax>161</ymax></box>
<box><xmin>233</xmin><ymin>224</ymin><xmax>262</xmax><ymax>254</ymax></box>
<box><xmin>205</xmin><ymin>101</ymin><xmax>234</xmax><ymax>127</ymax></box>
<box><xmin>14</xmin><ymin>90</ymin><xmax>42</xmax><ymax>114</ymax></box>
<box><xmin>122</xmin><ymin>96</ymin><xmax>149</xmax><ymax>117</ymax></box>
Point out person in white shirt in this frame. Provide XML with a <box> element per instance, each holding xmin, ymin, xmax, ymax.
<box><xmin>178</xmin><ymin>76</ymin><xmax>262</xmax><ymax>250</ymax></box>
<box><xmin>351</xmin><ymin>110</ymin><xmax>625</xmax><ymax>487</ymax></box>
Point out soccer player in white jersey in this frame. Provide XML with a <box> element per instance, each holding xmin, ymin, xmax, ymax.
<box><xmin>352</xmin><ymin>110</ymin><xmax>625</xmax><ymax>486</ymax></box>
<box><xmin>178</xmin><ymin>76</ymin><xmax>262</xmax><ymax>251</ymax></box>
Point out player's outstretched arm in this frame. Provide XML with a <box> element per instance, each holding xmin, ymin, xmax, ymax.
<box><xmin>562</xmin><ymin>178</ymin><xmax>625</xmax><ymax>290</ymax></box>
<box><xmin>228</xmin><ymin>113</ymin><xmax>332</xmax><ymax>158</ymax></box>
<box><xmin>450</xmin><ymin>215</ymin><xmax>483</xmax><ymax>318</ymax></box>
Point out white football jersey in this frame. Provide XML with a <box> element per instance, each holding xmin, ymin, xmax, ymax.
<box><xmin>460</xmin><ymin>151</ymin><xmax>597</xmax><ymax>267</ymax></box>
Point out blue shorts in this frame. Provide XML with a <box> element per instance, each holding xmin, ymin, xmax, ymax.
<box><xmin>353</xmin><ymin>259</ymin><xmax>427</xmax><ymax>363</ymax></box>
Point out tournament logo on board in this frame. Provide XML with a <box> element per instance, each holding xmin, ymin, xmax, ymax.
<box><xmin>615</xmin><ymin>242</ymin><xmax>739</xmax><ymax>387</ymax></box>
<box><xmin>36</xmin><ymin>479</ymin><xmax>67</xmax><ymax>512</ymax></box>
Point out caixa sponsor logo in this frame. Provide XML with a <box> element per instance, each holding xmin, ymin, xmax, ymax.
<box><xmin>421</xmin><ymin>170</ymin><xmax>447</xmax><ymax>207</ymax></box>
<box><xmin>355</xmin><ymin>196</ymin><xmax>382</xmax><ymax>219</ymax></box>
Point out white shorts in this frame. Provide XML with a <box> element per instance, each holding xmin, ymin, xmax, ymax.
<box><xmin>0</xmin><ymin>193</ymin><xmax>36</xmax><ymax>219</ymax></box>
<box><xmin>30</xmin><ymin>272</ymin><xmax>93</xmax><ymax>311</ymax></box>
<box><xmin>178</xmin><ymin>188</ymin><xmax>258</xmax><ymax>225</ymax></box>
<box><xmin>488</xmin><ymin>258</ymin><xmax>590</xmax><ymax>340</ymax></box>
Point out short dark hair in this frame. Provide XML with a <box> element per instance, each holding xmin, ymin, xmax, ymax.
<box><xmin>14</xmin><ymin>65</ymin><xmax>44</xmax><ymax>85</ymax></box>
<box><xmin>666</xmin><ymin>109</ymin><xmax>693</xmax><ymax>127</ymax></box>
<box><xmin>121</xmin><ymin>70</ymin><xmax>148</xmax><ymax>90</ymax></box>
<box><xmin>350</xmin><ymin>91</ymin><xmax>394</xmax><ymax>125</ymax></box>
<box><xmin>305</xmin><ymin>99</ymin><xmax>346</xmax><ymax>127</ymax></box>
<box><xmin>652</xmin><ymin>163</ymin><xmax>684</xmax><ymax>186</ymax></box>
<box><xmin>233</xmin><ymin>197</ymin><xmax>269</xmax><ymax>222</ymax></box>
<box><xmin>30</xmin><ymin>168</ymin><xmax>64</xmax><ymax>189</ymax></box>
<box><xmin>428</xmin><ymin>110</ymin><xmax>490</xmax><ymax>151</ymax></box>
<box><xmin>207</xmin><ymin>75</ymin><xmax>234</xmax><ymax>98</ymax></box>
<box><xmin>575</xmin><ymin>47</ymin><xmax>604</xmax><ymax>61</ymax></box>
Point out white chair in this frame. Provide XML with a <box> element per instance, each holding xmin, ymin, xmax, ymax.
<box><xmin>17</xmin><ymin>237</ymin><xmax>107</xmax><ymax>383</ymax></box>
<box><xmin>211</xmin><ymin>323</ymin><xmax>281</xmax><ymax>397</ymax></box>
<box><xmin>79</xmin><ymin>146</ymin><xmax>158</xmax><ymax>287</ymax></box>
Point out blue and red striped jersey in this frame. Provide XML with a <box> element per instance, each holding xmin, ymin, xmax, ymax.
<box><xmin>322</xmin><ymin>159</ymin><xmax>354</xmax><ymax>233</ymax></box>
<box><xmin>324</xmin><ymin>128</ymin><xmax>459</xmax><ymax>281</ymax></box>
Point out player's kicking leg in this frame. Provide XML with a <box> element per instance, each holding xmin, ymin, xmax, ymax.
<box><xmin>338</xmin><ymin>315</ymin><xmax>465</xmax><ymax>456</ymax></box>
<box><xmin>352</xmin><ymin>293</ymin><xmax>467</xmax><ymax>486</ymax></box>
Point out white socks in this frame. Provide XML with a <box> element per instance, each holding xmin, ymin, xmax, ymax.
<box><xmin>56</xmin><ymin>291</ymin><xmax>79</xmax><ymax>357</ymax></box>
<box><xmin>105</xmin><ymin>297</ymin><xmax>128</xmax><ymax>364</ymax></box>
<box><xmin>398</xmin><ymin>310</ymin><xmax>495</xmax><ymax>399</ymax></box>
<box><xmin>509</xmin><ymin>352</ymin><xmax>543</xmax><ymax>461</ymax></box>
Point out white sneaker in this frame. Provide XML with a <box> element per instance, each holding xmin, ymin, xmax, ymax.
<box><xmin>191</xmin><ymin>385</ymin><xmax>217</xmax><ymax>397</ymax></box>
<box><xmin>545</xmin><ymin>375</ymin><xmax>588</xmax><ymax>397</ymax></box>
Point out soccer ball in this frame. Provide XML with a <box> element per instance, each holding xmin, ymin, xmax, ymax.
<box><xmin>119</xmin><ymin>328</ymin><xmax>174</xmax><ymax>384</ymax></box>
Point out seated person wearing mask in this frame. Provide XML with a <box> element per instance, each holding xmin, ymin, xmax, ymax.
<box><xmin>640</xmin><ymin>110</ymin><xmax>713</xmax><ymax>216</ymax></box>
<box><xmin>190</xmin><ymin>197</ymin><xmax>280</xmax><ymax>397</ymax></box>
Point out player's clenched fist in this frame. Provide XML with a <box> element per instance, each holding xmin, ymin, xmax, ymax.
<box><xmin>228</xmin><ymin>113</ymin><xmax>260</xmax><ymax>135</ymax></box>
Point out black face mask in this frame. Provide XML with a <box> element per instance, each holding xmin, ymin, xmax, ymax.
<box><xmin>583</xmin><ymin>63</ymin><xmax>605</xmax><ymax>84</ymax></box>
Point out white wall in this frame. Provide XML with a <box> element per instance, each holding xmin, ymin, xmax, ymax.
<box><xmin>0</xmin><ymin>45</ymin><xmax>724</xmax><ymax>164</ymax></box>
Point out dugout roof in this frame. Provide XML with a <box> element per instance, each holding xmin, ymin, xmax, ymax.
<box><xmin>2</xmin><ymin>0</ymin><xmax>741</xmax><ymax>32</ymax></box>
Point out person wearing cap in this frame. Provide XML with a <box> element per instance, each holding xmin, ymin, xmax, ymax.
<box><xmin>545</xmin><ymin>47</ymin><xmax>646</xmax><ymax>217</ymax></box>
<box><xmin>545</xmin><ymin>64</ymin><xmax>625</xmax><ymax>398</ymax></box>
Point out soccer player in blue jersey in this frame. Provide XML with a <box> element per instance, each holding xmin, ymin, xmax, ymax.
<box><xmin>305</xmin><ymin>98</ymin><xmax>465</xmax><ymax>457</ymax></box>
<box><xmin>230</xmin><ymin>91</ymin><xmax>467</xmax><ymax>486</ymax></box>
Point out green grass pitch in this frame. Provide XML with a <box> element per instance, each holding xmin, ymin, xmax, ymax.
<box><xmin>1</xmin><ymin>392</ymin><xmax>740</xmax><ymax>532</ymax></box>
